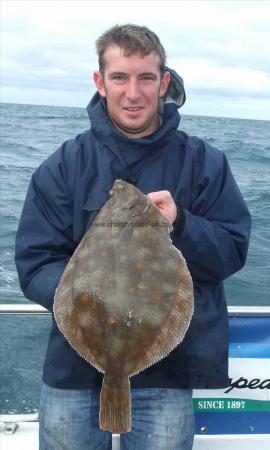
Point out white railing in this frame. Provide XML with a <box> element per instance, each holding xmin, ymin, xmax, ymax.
<box><xmin>1</xmin><ymin>303</ymin><xmax>270</xmax><ymax>315</ymax></box>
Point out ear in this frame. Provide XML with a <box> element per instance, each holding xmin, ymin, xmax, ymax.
<box><xmin>159</xmin><ymin>71</ymin><xmax>171</xmax><ymax>97</ymax></box>
<box><xmin>93</xmin><ymin>71</ymin><xmax>106</xmax><ymax>97</ymax></box>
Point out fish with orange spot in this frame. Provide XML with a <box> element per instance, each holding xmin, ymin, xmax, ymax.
<box><xmin>108</xmin><ymin>316</ymin><xmax>117</xmax><ymax>325</ymax></box>
<box><xmin>91</xmin><ymin>335</ymin><xmax>102</xmax><ymax>346</ymax></box>
<box><xmin>128</xmin><ymin>287</ymin><xmax>136</xmax><ymax>294</ymax></box>
<box><xmin>54</xmin><ymin>179</ymin><xmax>194</xmax><ymax>434</ymax></box>
<box><xmin>80</xmin><ymin>294</ymin><xmax>91</xmax><ymax>304</ymax></box>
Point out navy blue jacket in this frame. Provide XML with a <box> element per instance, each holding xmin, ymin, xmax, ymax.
<box><xmin>15</xmin><ymin>70</ymin><xmax>251</xmax><ymax>389</ymax></box>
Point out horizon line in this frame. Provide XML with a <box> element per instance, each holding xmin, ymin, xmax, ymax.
<box><xmin>0</xmin><ymin>101</ymin><xmax>269</xmax><ymax>123</ymax></box>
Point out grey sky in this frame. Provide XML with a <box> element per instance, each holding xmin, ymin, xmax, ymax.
<box><xmin>1</xmin><ymin>0</ymin><xmax>270</xmax><ymax>120</ymax></box>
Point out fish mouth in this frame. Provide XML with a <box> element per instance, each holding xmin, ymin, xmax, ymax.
<box><xmin>109</xmin><ymin>180</ymin><xmax>126</xmax><ymax>197</ymax></box>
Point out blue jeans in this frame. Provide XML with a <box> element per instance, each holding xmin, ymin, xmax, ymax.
<box><xmin>39</xmin><ymin>383</ymin><xmax>194</xmax><ymax>450</ymax></box>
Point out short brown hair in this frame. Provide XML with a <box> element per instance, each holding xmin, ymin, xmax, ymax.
<box><xmin>96</xmin><ymin>24</ymin><xmax>167</xmax><ymax>74</ymax></box>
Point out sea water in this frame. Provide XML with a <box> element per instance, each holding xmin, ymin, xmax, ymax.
<box><xmin>0</xmin><ymin>102</ymin><xmax>269</xmax><ymax>413</ymax></box>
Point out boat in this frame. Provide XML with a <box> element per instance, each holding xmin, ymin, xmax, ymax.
<box><xmin>0</xmin><ymin>304</ymin><xmax>269</xmax><ymax>449</ymax></box>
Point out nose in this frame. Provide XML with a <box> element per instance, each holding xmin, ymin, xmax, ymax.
<box><xmin>126</xmin><ymin>79</ymin><xmax>141</xmax><ymax>102</ymax></box>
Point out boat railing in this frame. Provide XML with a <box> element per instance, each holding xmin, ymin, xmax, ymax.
<box><xmin>1</xmin><ymin>303</ymin><xmax>270</xmax><ymax>315</ymax></box>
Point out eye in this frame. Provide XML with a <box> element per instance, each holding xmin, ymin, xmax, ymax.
<box><xmin>141</xmin><ymin>75</ymin><xmax>156</xmax><ymax>81</ymax></box>
<box><xmin>111</xmin><ymin>74</ymin><xmax>126</xmax><ymax>81</ymax></box>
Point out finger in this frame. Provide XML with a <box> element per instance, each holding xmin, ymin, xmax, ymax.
<box><xmin>147</xmin><ymin>191</ymin><xmax>171</xmax><ymax>204</ymax></box>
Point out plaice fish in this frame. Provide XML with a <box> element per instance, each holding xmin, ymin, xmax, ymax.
<box><xmin>53</xmin><ymin>179</ymin><xmax>194</xmax><ymax>433</ymax></box>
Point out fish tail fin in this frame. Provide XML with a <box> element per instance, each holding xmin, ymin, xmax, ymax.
<box><xmin>99</xmin><ymin>374</ymin><xmax>131</xmax><ymax>433</ymax></box>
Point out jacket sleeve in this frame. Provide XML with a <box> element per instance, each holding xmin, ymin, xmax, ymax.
<box><xmin>15</xmin><ymin>142</ymin><xmax>76</xmax><ymax>312</ymax></box>
<box><xmin>172</xmin><ymin>140</ymin><xmax>251</xmax><ymax>284</ymax></box>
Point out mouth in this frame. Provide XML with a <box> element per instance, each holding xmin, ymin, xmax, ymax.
<box><xmin>123</xmin><ymin>106</ymin><xmax>144</xmax><ymax>113</ymax></box>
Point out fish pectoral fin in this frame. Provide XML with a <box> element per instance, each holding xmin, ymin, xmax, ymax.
<box><xmin>120</xmin><ymin>227</ymin><xmax>134</xmax><ymax>241</ymax></box>
<box><xmin>99</xmin><ymin>373</ymin><xmax>131</xmax><ymax>433</ymax></box>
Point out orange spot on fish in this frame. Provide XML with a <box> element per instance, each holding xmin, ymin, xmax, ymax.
<box><xmin>91</xmin><ymin>335</ymin><xmax>102</xmax><ymax>345</ymax></box>
<box><xmin>128</xmin><ymin>287</ymin><xmax>136</xmax><ymax>294</ymax></box>
<box><xmin>152</xmin><ymin>295</ymin><xmax>161</xmax><ymax>302</ymax></box>
<box><xmin>80</xmin><ymin>294</ymin><xmax>91</xmax><ymax>304</ymax></box>
<box><xmin>135</xmin><ymin>262</ymin><xmax>144</xmax><ymax>270</ymax></box>
<box><xmin>101</xmin><ymin>281</ymin><xmax>110</xmax><ymax>288</ymax></box>
<box><xmin>162</xmin><ymin>271</ymin><xmax>169</xmax><ymax>277</ymax></box>
<box><xmin>140</xmin><ymin>329</ymin><xmax>150</xmax><ymax>339</ymax></box>
<box><xmin>149</xmin><ymin>217</ymin><xmax>157</xmax><ymax>225</ymax></box>
<box><xmin>131</xmin><ymin>347</ymin><xmax>141</xmax><ymax>357</ymax></box>
<box><xmin>101</xmin><ymin>250</ymin><xmax>108</xmax><ymax>256</ymax></box>
<box><xmin>108</xmin><ymin>316</ymin><xmax>117</xmax><ymax>325</ymax></box>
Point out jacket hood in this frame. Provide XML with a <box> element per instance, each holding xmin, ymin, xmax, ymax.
<box><xmin>163</xmin><ymin>67</ymin><xmax>186</xmax><ymax>108</ymax></box>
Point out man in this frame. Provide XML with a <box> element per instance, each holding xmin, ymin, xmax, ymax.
<box><xmin>15</xmin><ymin>24</ymin><xmax>251</xmax><ymax>450</ymax></box>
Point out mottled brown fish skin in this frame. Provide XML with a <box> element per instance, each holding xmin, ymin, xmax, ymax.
<box><xmin>54</xmin><ymin>179</ymin><xmax>194</xmax><ymax>433</ymax></box>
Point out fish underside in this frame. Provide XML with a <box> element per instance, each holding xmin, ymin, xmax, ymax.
<box><xmin>54</xmin><ymin>179</ymin><xmax>194</xmax><ymax>433</ymax></box>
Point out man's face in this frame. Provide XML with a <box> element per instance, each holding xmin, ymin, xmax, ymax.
<box><xmin>94</xmin><ymin>45</ymin><xmax>170</xmax><ymax>139</ymax></box>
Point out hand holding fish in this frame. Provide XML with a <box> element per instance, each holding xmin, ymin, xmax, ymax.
<box><xmin>147</xmin><ymin>190</ymin><xmax>177</xmax><ymax>224</ymax></box>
